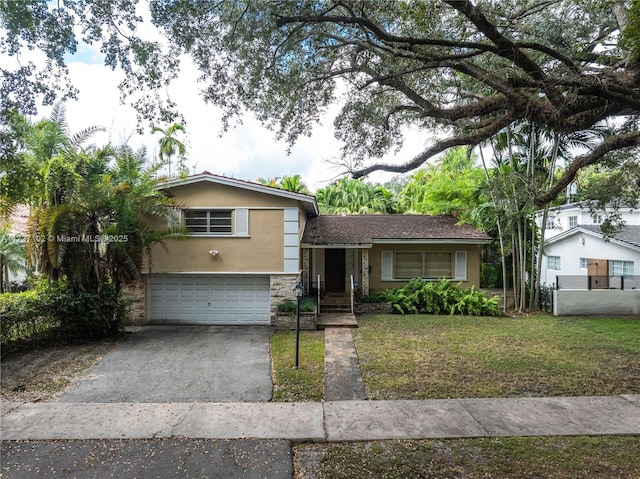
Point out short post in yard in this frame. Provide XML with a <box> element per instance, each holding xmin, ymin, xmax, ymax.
<box><xmin>294</xmin><ymin>282</ymin><xmax>303</xmax><ymax>369</ymax></box>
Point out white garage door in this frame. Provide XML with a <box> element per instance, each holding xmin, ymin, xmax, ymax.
<box><xmin>148</xmin><ymin>274</ymin><xmax>271</xmax><ymax>325</ymax></box>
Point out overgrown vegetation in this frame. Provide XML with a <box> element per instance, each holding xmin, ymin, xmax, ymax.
<box><xmin>270</xmin><ymin>331</ymin><xmax>324</xmax><ymax>402</ymax></box>
<box><xmin>0</xmin><ymin>278</ymin><xmax>127</xmax><ymax>355</ymax></box>
<box><xmin>354</xmin><ymin>314</ymin><xmax>640</xmax><ymax>400</ymax></box>
<box><xmin>382</xmin><ymin>278</ymin><xmax>500</xmax><ymax>316</ymax></box>
<box><xmin>294</xmin><ymin>437</ymin><xmax>640</xmax><ymax>479</ymax></box>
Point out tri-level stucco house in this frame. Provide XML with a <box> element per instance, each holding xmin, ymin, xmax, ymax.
<box><xmin>138</xmin><ymin>173</ymin><xmax>492</xmax><ymax>325</ymax></box>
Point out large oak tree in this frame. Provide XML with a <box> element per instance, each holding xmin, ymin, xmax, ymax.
<box><xmin>2</xmin><ymin>1</ymin><xmax>639</xmax><ymax>206</ymax></box>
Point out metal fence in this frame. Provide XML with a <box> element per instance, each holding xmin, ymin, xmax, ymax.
<box><xmin>554</xmin><ymin>275</ymin><xmax>639</xmax><ymax>290</ymax></box>
<box><xmin>539</xmin><ymin>284</ymin><xmax>554</xmax><ymax>312</ymax></box>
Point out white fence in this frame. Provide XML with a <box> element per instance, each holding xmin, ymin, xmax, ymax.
<box><xmin>553</xmin><ymin>290</ymin><xmax>640</xmax><ymax>316</ymax></box>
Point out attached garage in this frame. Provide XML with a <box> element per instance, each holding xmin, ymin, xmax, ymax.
<box><xmin>147</xmin><ymin>274</ymin><xmax>271</xmax><ymax>325</ymax></box>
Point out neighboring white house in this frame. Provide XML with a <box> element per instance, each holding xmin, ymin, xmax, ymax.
<box><xmin>1</xmin><ymin>205</ymin><xmax>29</xmax><ymax>288</ymax></box>
<box><xmin>541</xmin><ymin>225</ymin><xmax>640</xmax><ymax>289</ymax></box>
<box><xmin>537</xmin><ymin>201</ymin><xmax>640</xmax><ymax>240</ymax></box>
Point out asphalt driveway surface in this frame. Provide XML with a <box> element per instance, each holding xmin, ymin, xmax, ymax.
<box><xmin>1</xmin><ymin>439</ymin><xmax>293</xmax><ymax>479</ymax></box>
<box><xmin>58</xmin><ymin>326</ymin><xmax>274</xmax><ymax>403</ymax></box>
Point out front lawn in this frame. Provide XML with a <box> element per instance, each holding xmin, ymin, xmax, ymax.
<box><xmin>353</xmin><ymin>314</ymin><xmax>640</xmax><ymax>399</ymax></box>
<box><xmin>270</xmin><ymin>331</ymin><xmax>325</xmax><ymax>402</ymax></box>
<box><xmin>294</xmin><ymin>436</ymin><xmax>640</xmax><ymax>479</ymax></box>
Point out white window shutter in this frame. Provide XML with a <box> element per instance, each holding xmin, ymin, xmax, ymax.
<box><xmin>455</xmin><ymin>251</ymin><xmax>467</xmax><ymax>280</ymax></box>
<box><xmin>235</xmin><ymin>208</ymin><xmax>249</xmax><ymax>235</ymax></box>
<box><xmin>381</xmin><ymin>251</ymin><xmax>393</xmax><ymax>280</ymax></box>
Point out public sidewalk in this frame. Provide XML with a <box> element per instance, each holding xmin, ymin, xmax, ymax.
<box><xmin>2</xmin><ymin>395</ymin><xmax>639</xmax><ymax>442</ymax></box>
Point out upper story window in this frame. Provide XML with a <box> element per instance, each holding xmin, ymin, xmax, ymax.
<box><xmin>592</xmin><ymin>214</ymin><xmax>603</xmax><ymax>224</ymax></box>
<box><xmin>185</xmin><ymin>209</ymin><xmax>233</xmax><ymax>235</ymax></box>
<box><xmin>545</xmin><ymin>217</ymin><xmax>556</xmax><ymax>229</ymax></box>
<box><xmin>569</xmin><ymin>216</ymin><xmax>578</xmax><ymax>228</ymax></box>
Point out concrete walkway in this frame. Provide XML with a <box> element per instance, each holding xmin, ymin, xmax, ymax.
<box><xmin>323</xmin><ymin>328</ymin><xmax>367</xmax><ymax>401</ymax></box>
<box><xmin>2</xmin><ymin>395</ymin><xmax>639</xmax><ymax>441</ymax></box>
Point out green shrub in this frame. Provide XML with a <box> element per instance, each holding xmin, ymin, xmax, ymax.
<box><xmin>1</xmin><ymin>278</ymin><xmax>128</xmax><ymax>351</ymax></box>
<box><xmin>300</xmin><ymin>296</ymin><xmax>317</xmax><ymax>312</ymax></box>
<box><xmin>385</xmin><ymin>278</ymin><xmax>500</xmax><ymax>316</ymax></box>
<box><xmin>357</xmin><ymin>292</ymin><xmax>388</xmax><ymax>303</ymax></box>
<box><xmin>277</xmin><ymin>296</ymin><xmax>317</xmax><ymax>313</ymax></box>
<box><xmin>481</xmin><ymin>263</ymin><xmax>499</xmax><ymax>288</ymax></box>
<box><xmin>0</xmin><ymin>288</ymin><xmax>58</xmax><ymax>346</ymax></box>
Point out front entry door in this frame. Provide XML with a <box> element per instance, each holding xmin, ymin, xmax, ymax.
<box><xmin>325</xmin><ymin>249</ymin><xmax>345</xmax><ymax>293</ymax></box>
<box><xmin>588</xmin><ymin>258</ymin><xmax>609</xmax><ymax>289</ymax></box>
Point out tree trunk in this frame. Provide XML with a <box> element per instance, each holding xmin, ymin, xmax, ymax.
<box><xmin>533</xmin><ymin>132</ymin><xmax>560</xmax><ymax>309</ymax></box>
<box><xmin>479</xmin><ymin>146</ymin><xmax>509</xmax><ymax>313</ymax></box>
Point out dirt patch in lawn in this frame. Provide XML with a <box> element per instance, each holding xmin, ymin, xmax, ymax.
<box><xmin>1</xmin><ymin>341</ymin><xmax>118</xmax><ymax>403</ymax></box>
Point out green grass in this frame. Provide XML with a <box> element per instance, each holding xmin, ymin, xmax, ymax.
<box><xmin>270</xmin><ymin>331</ymin><xmax>324</xmax><ymax>401</ymax></box>
<box><xmin>353</xmin><ymin>314</ymin><xmax>640</xmax><ymax>399</ymax></box>
<box><xmin>294</xmin><ymin>436</ymin><xmax>640</xmax><ymax>479</ymax></box>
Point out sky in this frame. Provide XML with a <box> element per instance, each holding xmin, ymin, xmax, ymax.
<box><xmin>39</xmin><ymin>38</ymin><xmax>430</xmax><ymax>193</ymax></box>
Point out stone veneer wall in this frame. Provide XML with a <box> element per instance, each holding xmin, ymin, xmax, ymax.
<box><xmin>270</xmin><ymin>274</ymin><xmax>300</xmax><ymax>325</ymax></box>
<box><xmin>123</xmin><ymin>278</ymin><xmax>146</xmax><ymax>325</ymax></box>
<box><xmin>275</xmin><ymin>313</ymin><xmax>317</xmax><ymax>331</ymax></box>
<box><xmin>482</xmin><ymin>288</ymin><xmax>515</xmax><ymax>311</ymax></box>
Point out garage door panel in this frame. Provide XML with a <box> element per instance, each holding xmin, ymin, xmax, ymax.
<box><xmin>148</xmin><ymin>274</ymin><xmax>270</xmax><ymax>325</ymax></box>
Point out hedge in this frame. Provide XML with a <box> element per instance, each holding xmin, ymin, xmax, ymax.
<box><xmin>1</xmin><ymin>279</ymin><xmax>128</xmax><ymax>351</ymax></box>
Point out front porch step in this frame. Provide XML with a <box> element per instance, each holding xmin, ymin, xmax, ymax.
<box><xmin>320</xmin><ymin>304</ymin><xmax>352</xmax><ymax>313</ymax></box>
<box><xmin>316</xmin><ymin>312</ymin><xmax>359</xmax><ymax>329</ymax></box>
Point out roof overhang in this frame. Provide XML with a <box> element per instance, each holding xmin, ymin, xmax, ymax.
<box><xmin>544</xmin><ymin>226</ymin><xmax>640</xmax><ymax>253</ymax></box>
<box><xmin>160</xmin><ymin>173</ymin><xmax>319</xmax><ymax>216</ymax></box>
<box><xmin>372</xmin><ymin>238</ymin><xmax>493</xmax><ymax>245</ymax></box>
<box><xmin>301</xmin><ymin>243</ymin><xmax>373</xmax><ymax>249</ymax></box>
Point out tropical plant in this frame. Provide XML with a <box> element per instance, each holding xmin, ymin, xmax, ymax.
<box><xmin>316</xmin><ymin>177</ymin><xmax>396</xmax><ymax>214</ymax></box>
<box><xmin>258</xmin><ymin>174</ymin><xmax>311</xmax><ymax>194</ymax></box>
<box><xmin>279</xmin><ymin>175</ymin><xmax>310</xmax><ymax>194</ymax></box>
<box><xmin>4</xmin><ymin>105</ymin><xmax>182</xmax><ymax>340</ymax></box>
<box><xmin>398</xmin><ymin>147</ymin><xmax>486</xmax><ymax>222</ymax></box>
<box><xmin>384</xmin><ymin>278</ymin><xmax>500</xmax><ymax>316</ymax></box>
<box><xmin>152</xmin><ymin>122</ymin><xmax>187</xmax><ymax>177</ymax></box>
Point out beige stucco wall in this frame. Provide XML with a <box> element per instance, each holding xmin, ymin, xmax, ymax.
<box><xmin>168</xmin><ymin>182</ymin><xmax>302</xmax><ymax>209</ymax></box>
<box><xmin>306</xmin><ymin>243</ymin><xmax>483</xmax><ymax>294</ymax></box>
<box><xmin>368</xmin><ymin>243</ymin><xmax>482</xmax><ymax>292</ymax></box>
<box><xmin>149</xmin><ymin>209</ymin><xmax>285</xmax><ymax>272</ymax></box>
<box><xmin>143</xmin><ymin>182</ymin><xmax>309</xmax><ymax>273</ymax></box>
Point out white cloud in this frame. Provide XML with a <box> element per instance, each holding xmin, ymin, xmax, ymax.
<box><xmin>34</xmin><ymin>37</ymin><xmax>433</xmax><ymax>193</ymax></box>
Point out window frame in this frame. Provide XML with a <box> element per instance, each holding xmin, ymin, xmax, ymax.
<box><xmin>610</xmin><ymin>260</ymin><xmax>634</xmax><ymax>276</ymax></box>
<box><xmin>183</xmin><ymin>208</ymin><xmax>249</xmax><ymax>237</ymax></box>
<box><xmin>382</xmin><ymin>250</ymin><xmax>467</xmax><ymax>281</ymax></box>
<box><xmin>547</xmin><ymin>255</ymin><xmax>561</xmax><ymax>271</ymax></box>
<box><xmin>569</xmin><ymin>215</ymin><xmax>578</xmax><ymax>229</ymax></box>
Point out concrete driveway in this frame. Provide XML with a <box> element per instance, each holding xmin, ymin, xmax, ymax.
<box><xmin>59</xmin><ymin>326</ymin><xmax>274</xmax><ymax>403</ymax></box>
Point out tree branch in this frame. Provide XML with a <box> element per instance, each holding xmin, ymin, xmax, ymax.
<box><xmin>534</xmin><ymin>131</ymin><xmax>640</xmax><ymax>205</ymax></box>
<box><xmin>351</xmin><ymin>113</ymin><xmax>514</xmax><ymax>178</ymax></box>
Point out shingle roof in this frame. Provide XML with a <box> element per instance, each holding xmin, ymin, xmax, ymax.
<box><xmin>579</xmin><ymin>225</ymin><xmax>640</xmax><ymax>248</ymax></box>
<box><xmin>302</xmin><ymin>215</ymin><xmax>492</xmax><ymax>245</ymax></box>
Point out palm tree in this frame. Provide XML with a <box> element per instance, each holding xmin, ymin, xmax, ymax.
<box><xmin>316</xmin><ymin>177</ymin><xmax>396</xmax><ymax>214</ymax></box>
<box><xmin>152</xmin><ymin>123</ymin><xmax>187</xmax><ymax>177</ymax></box>
<box><xmin>279</xmin><ymin>175</ymin><xmax>310</xmax><ymax>194</ymax></box>
<box><xmin>104</xmin><ymin>145</ymin><xmax>184</xmax><ymax>292</ymax></box>
<box><xmin>0</xmin><ymin>228</ymin><xmax>26</xmax><ymax>293</ymax></box>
